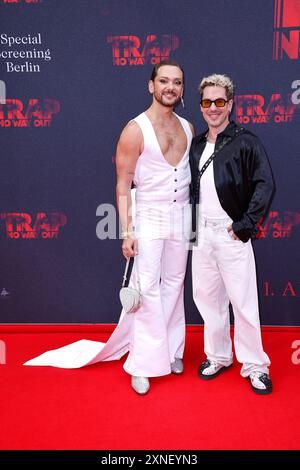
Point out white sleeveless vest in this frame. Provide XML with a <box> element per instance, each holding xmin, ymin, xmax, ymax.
<box><xmin>132</xmin><ymin>112</ymin><xmax>192</xmax><ymax>239</ymax></box>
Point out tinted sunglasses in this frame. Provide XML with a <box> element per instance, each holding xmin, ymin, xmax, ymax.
<box><xmin>201</xmin><ymin>98</ymin><xmax>228</xmax><ymax>108</ymax></box>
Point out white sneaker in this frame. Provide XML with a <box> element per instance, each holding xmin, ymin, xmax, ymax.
<box><xmin>198</xmin><ymin>359</ymin><xmax>232</xmax><ymax>380</ymax></box>
<box><xmin>248</xmin><ymin>371</ymin><xmax>272</xmax><ymax>395</ymax></box>
<box><xmin>131</xmin><ymin>376</ymin><xmax>150</xmax><ymax>395</ymax></box>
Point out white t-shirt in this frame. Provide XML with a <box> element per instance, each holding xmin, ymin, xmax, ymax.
<box><xmin>198</xmin><ymin>142</ymin><xmax>229</xmax><ymax>219</ymax></box>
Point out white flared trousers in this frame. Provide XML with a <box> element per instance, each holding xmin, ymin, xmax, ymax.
<box><xmin>23</xmin><ymin>229</ymin><xmax>189</xmax><ymax>374</ymax></box>
<box><xmin>192</xmin><ymin>218</ymin><xmax>270</xmax><ymax>377</ymax></box>
<box><xmin>124</xmin><ymin>236</ymin><xmax>189</xmax><ymax>377</ymax></box>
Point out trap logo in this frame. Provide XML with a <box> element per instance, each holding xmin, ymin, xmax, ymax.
<box><xmin>0</xmin><ymin>99</ymin><xmax>61</xmax><ymax>127</ymax></box>
<box><xmin>234</xmin><ymin>91</ymin><xmax>300</xmax><ymax>124</ymax></box>
<box><xmin>256</xmin><ymin>211</ymin><xmax>300</xmax><ymax>239</ymax></box>
<box><xmin>107</xmin><ymin>34</ymin><xmax>180</xmax><ymax>66</ymax></box>
<box><xmin>273</xmin><ymin>0</ymin><xmax>300</xmax><ymax>60</ymax></box>
<box><xmin>0</xmin><ymin>212</ymin><xmax>67</xmax><ymax>239</ymax></box>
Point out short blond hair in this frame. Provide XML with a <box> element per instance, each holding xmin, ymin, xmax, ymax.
<box><xmin>198</xmin><ymin>74</ymin><xmax>234</xmax><ymax>100</ymax></box>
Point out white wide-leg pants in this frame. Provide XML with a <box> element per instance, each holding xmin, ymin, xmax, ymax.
<box><xmin>192</xmin><ymin>217</ymin><xmax>270</xmax><ymax>377</ymax></box>
<box><xmin>124</xmin><ymin>236</ymin><xmax>188</xmax><ymax>377</ymax></box>
<box><xmin>24</xmin><ymin>203</ymin><xmax>189</xmax><ymax>374</ymax></box>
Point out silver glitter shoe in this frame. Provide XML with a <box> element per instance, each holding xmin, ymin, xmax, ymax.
<box><xmin>171</xmin><ymin>358</ymin><xmax>184</xmax><ymax>375</ymax></box>
<box><xmin>131</xmin><ymin>376</ymin><xmax>150</xmax><ymax>395</ymax></box>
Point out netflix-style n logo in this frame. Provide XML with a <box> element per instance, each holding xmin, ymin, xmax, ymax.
<box><xmin>273</xmin><ymin>0</ymin><xmax>300</xmax><ymax>60</ymax></box>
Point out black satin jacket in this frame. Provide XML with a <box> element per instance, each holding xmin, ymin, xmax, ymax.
<box><xmin>190</xmin><ymin>121</ymin><xmax>275</xmax><ymax>242</ymax></box>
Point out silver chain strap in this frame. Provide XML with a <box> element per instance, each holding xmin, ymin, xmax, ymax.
<box><xmin>122</xmin><ymin>257</ymin><xmax>141</xmax><ymax>293</ymax></box>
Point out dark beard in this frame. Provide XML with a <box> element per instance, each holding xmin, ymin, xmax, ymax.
<box><xmin>153</xmin><ymin>92</ymin><xmax>180</xmax><ymax>107</ymax></box>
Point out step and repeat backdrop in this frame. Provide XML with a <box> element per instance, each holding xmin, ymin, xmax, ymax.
<box><xmin>0</xmin><ymin>0</ymin><xmax>299</xmax><ymax>325</ymax></box>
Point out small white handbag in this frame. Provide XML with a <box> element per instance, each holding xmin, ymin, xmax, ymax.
<box><xmin>119</xmin><ymin>257</ymin><xmax>142</xmax><ymax>314</ymax></box>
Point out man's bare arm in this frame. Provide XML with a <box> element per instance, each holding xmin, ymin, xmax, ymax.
<box><xmin>116</xmin><ymin>121</ymin><xmax>143</xmax><ymax>256</ymax></box>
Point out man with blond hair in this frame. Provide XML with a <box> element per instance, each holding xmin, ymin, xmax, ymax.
<box><xmin>190</xmin><ymin>73</ymin><xmax>274</xmax><ymax>394</ymax></box>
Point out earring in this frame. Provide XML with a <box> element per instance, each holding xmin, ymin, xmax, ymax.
<box><xmin>181</xmin><ymin>96</ymin><xmax>185</xmax><ymax>109</ymax></box>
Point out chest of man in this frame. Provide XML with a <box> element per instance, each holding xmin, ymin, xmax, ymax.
<box><xmin>152</xmin><ymin>120</ymin><xmax>187</xmax><ymax>167</ymax></box>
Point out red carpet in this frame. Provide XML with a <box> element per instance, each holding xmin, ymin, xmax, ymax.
<box><xmin>0</xmin><ymin>325</ymin><xmax>299</xmax><ymax>450</ymax></box>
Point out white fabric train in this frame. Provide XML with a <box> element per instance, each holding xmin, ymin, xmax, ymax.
<box><xmin>24</xmin><ymin>112</ymin><xmax>192</xmax><ymax>376</ymax></box>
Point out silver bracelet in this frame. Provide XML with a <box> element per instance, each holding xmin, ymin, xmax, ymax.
<box><xmin>121</xmin><ymin>228</ymin><xmax>135</xmax><ymax>239</ymax></box>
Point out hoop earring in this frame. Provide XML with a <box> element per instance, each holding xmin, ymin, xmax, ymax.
<box><xmin>181</xmin><ymin>96</ymin><xmax>185</xmax><ymax>109</ymax></box>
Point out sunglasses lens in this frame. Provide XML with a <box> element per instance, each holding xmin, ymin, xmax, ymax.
<box><xmin>201</xmin><ymin>99</ymin><xmax>227</xmax><ymax>108</ymax></box>
<box><xmin>201</xmin><ymin>99</ymin><xmax>211</xmax><ymax>108</ymax></box>
<box><xmin>215</xmin><ymin>99</ymin><xmax>226</xmax><ymax>107</ymax></box>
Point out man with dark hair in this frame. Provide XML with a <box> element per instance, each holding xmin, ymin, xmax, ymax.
<box><xmin>190</xmin><ymin>73</ymin><xmax>274</xmax><ymax>395</ymax></box>
<box><xmin>114</xmin><ymin>59</ymin><xmax>194</xmax><ymax>395</ymax></box>
<box><xmin>24</xmin><ymin>60</ymin><xmax>194</xmax><ymax>397</ymax></box>
<box><xmin>150</xmin><ymin>59</ymin><xmax>185</xmax><ymax>84</ymax></box>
